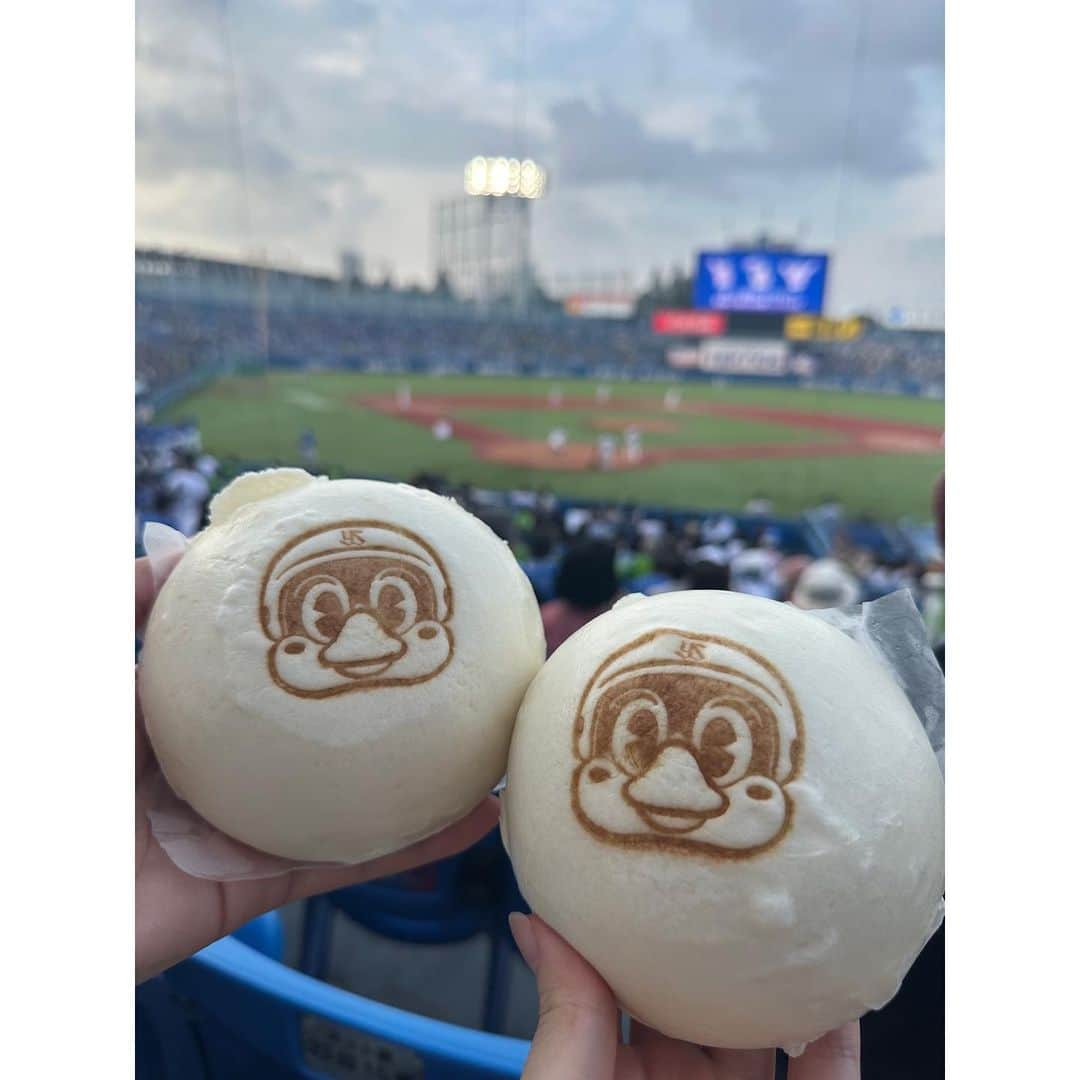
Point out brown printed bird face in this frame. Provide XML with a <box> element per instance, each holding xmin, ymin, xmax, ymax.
<box><xmin>571</xmin><ymin>630</ymin><xmax>803</xmax><ymax>857</ymax></box>
<box><xmin>260</xmin><ymin>521</ymin><xmax>454</xmax><ymax>698</ymax></box>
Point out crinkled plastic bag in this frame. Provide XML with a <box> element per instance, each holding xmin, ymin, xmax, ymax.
<box><xmin>793</xmin><ymin>588</ymin><xmax>945</xmax><ymax>1057</ymax></box>
<box><xmin>807</xmin><ymin>588</ymin><xmax>945</xmax><ymax>776</ymax></box>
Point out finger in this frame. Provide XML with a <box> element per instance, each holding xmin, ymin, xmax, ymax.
<box><xmin>136</xmin><ymin>557</ymin><xmax>156</xmax><ymax>632</ymax></box>
<box><xmin>283</xmin><ymin>796</ymin><xmax>502</xmax><ymax>905</ymax></box>
<box><xmin>136</xmin><ymin>541</ymin><xmax>186</xmax><ymax>634</ymax></box>
<box><xmin>705</xmin><ymin>1044</ymin><xmax>776</xmax><ymax>1080</ymax></box>
<box><xmin>788</xmin><ymin>1022</ymin><xmax>860</xmax><ymax>1080</ymax></box>
<box><xmin>514</xmin><ymin>915</ymin><xmax>618</xmax><ymax>1080</ymax></box>
<box><xmin>136</xmin><ymin>797</ymin><xmax>505</xmax><ymax>983</ymax></box>
<box><xmin>629</xmin><ymin>1021</ymin><xmax>722</xmax><ymax>1080</ymax></box>
<box><xmin>614</xmin><ymin>1043</ymin><xmax>648</xmax><ymax>1080</ymax></box>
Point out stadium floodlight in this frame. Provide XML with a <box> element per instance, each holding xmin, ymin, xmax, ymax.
<box><xmin>489</xmin><ymin>157</ymin><xmax>511</xmax><ymax>196</ymax></box>
<box><xmin>464</xmin><ymin>156</ymin><xmax>489</xmax><ymax>195</ymax></box>
<box><xmin>519</xmin><ymin>159</ymin><xmax>543</xmax><ymax>198</ymax></box>
<box><xmin>463</xmin><ymin>156</ymin><xmax>547</xmax><ymax>199</ymax></box>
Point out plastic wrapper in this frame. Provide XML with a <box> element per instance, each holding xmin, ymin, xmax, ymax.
<box><xmin>139</xmin><ymin>527</ymin><xmax>944</xmax><ymax>881</ymax></box>
<box><xmin>807</xmin><ymin>588</ymin><xmax>945</xmax><ymax>776</ymax></box>
<box><xmin>795</xmin><ymin>589</ymin><xmax>946</xmax><ymax>1056</ymax></box>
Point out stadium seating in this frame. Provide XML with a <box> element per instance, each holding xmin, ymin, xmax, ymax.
<box><xmin>300</xmin><ymin>828</ymin><xmax>526</xmax><ymax>1034</ymax></box>
<box><xmin>137</xmin><ymin>913</ymin><xmax>285</xmax><ymax>1080</ymax></box>
<box><xmin>136</xmin><ymin>283</ymin><xmax>945</xmax><ymax>400</ymax></box>
<box><xmin>143</xmin><ymin>933</ymin><xmax>530</xmax><ymax>1079</ymax></box>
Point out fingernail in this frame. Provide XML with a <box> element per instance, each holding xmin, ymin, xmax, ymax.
<box><xmin>508</xmin><ymin>912</ymin><xmax>538</xmax><ymax>971</ymax></box>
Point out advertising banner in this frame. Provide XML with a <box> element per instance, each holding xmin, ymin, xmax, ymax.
<box><xmin>564</xmin><ymin>294</ymin><xmax>636</xmax><ymax>319</ymax></box>
<box><xmin>784</xmin><ymin>315</ymin><xmax>863</xmax><ymax>341</ymax></box>
<box><xmin>665</xmin><ymin>346</ymin><xmax>701</xmax><ymax>370</ymax></box>
<box><xmin>698</xmin><ymin>338</ymin><xmax>790</xmax><ymax>376</ymax></box>
<box><xmin>651</xmin><ymin>309</ymin><xmax>728</xmax><ymax>336</ymax></box>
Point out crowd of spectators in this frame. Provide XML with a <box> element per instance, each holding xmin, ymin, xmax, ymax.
<box><xmin>135</xmin><ymin>424</ymin><xmax>219</xmax><ymax>543</ymax></box>
<box><xmin>135</xmin><ymin>435</ymin><xmax>945</xmax><ymax>658</ymax></box>
<box><xmin>446</xmin><ymin>480</ymin><xmax>944</xmax><ymax>657</ymax></box>
<box><xmin>135</xmin><ymin>288</ymin><xmax>945</xmax><ymax>397</ymax></box>
<box><xmin>810</xmin><ymin>328</ymin><xmax>945</xmax><ymax>390</ymax></box>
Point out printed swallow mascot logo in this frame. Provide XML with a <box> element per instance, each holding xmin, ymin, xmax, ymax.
<box><xmin>260</xmin><ymin>521</ymin><xmax>454</xmax><ymax>698</ymax></box>
<box><xmin>571</xmin><ymin>629</ymin><xmax>803</xmax><ymax>858</ymax></box>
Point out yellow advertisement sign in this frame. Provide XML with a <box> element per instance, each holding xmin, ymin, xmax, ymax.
<box><xmin>784</xmin><ymin>315</ymin><xmax>863</xmax><ymax>342</ymax></box>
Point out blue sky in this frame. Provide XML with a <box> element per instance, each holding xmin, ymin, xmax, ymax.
<box><xmin>136</xmin><ymin>0</ymin><xmax>944</xmax><ymax>322</ymax></box>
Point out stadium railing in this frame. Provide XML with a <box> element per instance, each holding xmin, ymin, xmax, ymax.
<box><xmin>139</xmin><ymin>931</ymin><xmax>530</xmax><ymax>1079</ymax></box>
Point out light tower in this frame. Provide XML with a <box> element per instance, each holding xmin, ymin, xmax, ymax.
<box><xmin>434</xmin><ymin>156</ymin><xmax>547</xmax><ymax>313</ymax></box>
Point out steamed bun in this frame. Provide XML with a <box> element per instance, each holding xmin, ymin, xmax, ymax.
<box><xmin>502</xmin><ymin>590</ymin><xmax>943</xmax><ymax>1051</ymax></box>
<box><xmin>139</xmin><ymin>469</ymin><xmax>545</xmax><ymax>863</ymax></box>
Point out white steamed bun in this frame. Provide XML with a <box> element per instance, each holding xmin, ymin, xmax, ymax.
<box><xmin>502</xmin><ymin>589</ymin><xmax>944</xmax><ymax>1051</ymax></box>
<box><xmin>140</xmin><ymin>468</ymin><xmax>545</xmax><ymax>863</ymax></box>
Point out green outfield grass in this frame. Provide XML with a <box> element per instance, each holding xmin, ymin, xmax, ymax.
<box><xmin>162</xmin><ymin>372</ymin><xmax>944</xmax><ymax>519</ymax></box>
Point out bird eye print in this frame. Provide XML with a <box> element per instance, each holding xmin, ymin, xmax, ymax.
<box><xmin>370</xmin><ymin>570</ymin><xmax>419</xmax><ymax>634</ymax></box>
<box><xmin>571</xmin><ymin>630</ymin><xmax>804</xmax><ymax>859</ymax></box>
<box><xmin>299</xmin><ymin>577</ymin><xmax>350</xmax><ymax>644</ymax></box>
<box><xmin>610</xmin><ymin>691</ymin><xmax>668</xmax><ymax>776</ymax></box>
<box><xmin>692</xmin><ymin>704</ymin><xmax>753</xmax><ymax>786</ymax></box>
<box><xmin>260</xmin><ymin>520</ymin><xmax>455</xmax><ymax>698</ymax></box>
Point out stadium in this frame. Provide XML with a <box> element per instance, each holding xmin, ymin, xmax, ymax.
<box><xmin>135</xmin><ymin>3</ymin><xmax>946</xmax><ymax>1075</ymax></box>
<box><xmin>136</xmin><ymin>241</ymin><xmax>944</xmax><ymax>528</ymax></box>
<box><xmin>136</xmin><ymin>235</ymin><xmax>946</xmax><ymax>1071</ymax></box>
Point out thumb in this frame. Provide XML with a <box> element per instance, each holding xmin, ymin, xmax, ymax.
<box><xmin>510</xmin><ymin>913</ymin><xmax>618</xmax><ymax>1080</ymax></box>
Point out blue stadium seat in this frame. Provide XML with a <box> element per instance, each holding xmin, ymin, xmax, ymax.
<box><xmin>137</xmin><ymin>913</ymin><xmax>283</xmax><ymax>1080</ymax></box>
<box><xmin>626</xmin><ymin>570</ymin><xmax>675</xmax><ymax>595</ymax></box>
<box><xmin>733</xmin><ymin>516</ymin><xmax>817</xmax><ymax>556</ymax></box>
<box><xmin>141</xmin><ymin>932</ymin><xmax>530</xmax><ymax>1080</ymax></box>
<box><xmin>841</xmin><ymin>520</ymin><xmax>909</xmax><ymax>563</ymax></box>
<box><xmin>300</xmin><ymin>828</ymin><xmax>526</xmax><ymax>1035</ymax></box>
<box><xmin>520</xmin><ymin>557</ymin><xmax>557</xmax><ymax>603</ymax></box>
<box><xmin>136</xmin><ymin>974</ymin><xmax>208</xmax><ymax>1080</ymax></box>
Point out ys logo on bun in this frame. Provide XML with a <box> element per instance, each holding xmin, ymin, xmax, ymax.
<box><xmin>571</xmin><ymin>629</ymin><xmax>803</xmax><ymax>857</ymax></box>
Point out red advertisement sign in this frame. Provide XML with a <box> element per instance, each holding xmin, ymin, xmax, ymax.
<box><xmin>651</xmin><ymin>309</ymin><xmax>728</xmax><ymax>336</ymax></box>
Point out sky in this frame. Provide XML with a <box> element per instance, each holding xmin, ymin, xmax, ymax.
<box><xmin>135</xmin><ymin>0</ymin><xmax>944</xmax><ymax>323</ymax></box>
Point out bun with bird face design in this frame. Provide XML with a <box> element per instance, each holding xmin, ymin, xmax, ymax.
<box><xmin>502</xmin><ymin>590</ymin><xmax>944</xmax><ymax>1052</ymax></box>
<box><xmin>139</xmin><ymin>468</ymin><xmax>545</xmax><ymax>863</ymax></box>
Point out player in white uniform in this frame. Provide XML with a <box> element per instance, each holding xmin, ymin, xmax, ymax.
<box><xmin>596</xmin><ymin>433</ymin><xmax>617</xmax><ymax>470</ymax></box>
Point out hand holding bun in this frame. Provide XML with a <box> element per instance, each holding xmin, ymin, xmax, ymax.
<box><xmin>503</xmin><ymin>589</ymin><xmax>944</xmax><ymax>1052</ymax></box>
<box><xmin>138</xmin><ymin>468</ymin><xmax>545</xmax><ymax>864</ymax></box>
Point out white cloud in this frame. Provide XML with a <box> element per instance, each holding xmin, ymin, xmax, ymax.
<box><xmin>135</xmin><ymin>0</ymin><xmax>944</xmax><ymax>312</ymax></box>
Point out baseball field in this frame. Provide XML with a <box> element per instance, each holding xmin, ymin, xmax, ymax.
<box><xmin>163</xmin><ymin>372</ymin><xmax>944</xmax><ymax>519</ymax></box>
